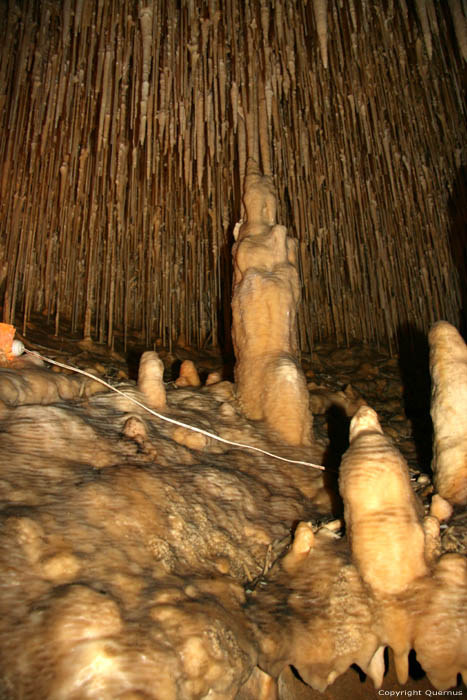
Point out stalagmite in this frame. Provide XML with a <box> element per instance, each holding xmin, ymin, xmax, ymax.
<box><xmin>281</xmin><ymin>521</ymin><xmax>315</xmax><ymax>572</ymax></box>
<box><xmin>429</xmin><ymin>321</ymin><xmax>467</xmax><ymax>505</ymax></box>
<box><xmin>205</xmin><ymin>371</ymin><xmax>222</xmax><ymax>386</ymax></box>
<box><xmin>339</xmin><ymin>405</ymin><xmax>428</xmax><ymax>594</ymax></box>
<box><xmin>231</xmin><ymin>159</ymin><xmax>312</xmax><ymax>446</ymax></box>
<box><xmin>414</xmin><ymin>554</ymin><xmax>467</xmax><ymax>689</ymax></box>
<box><xmin>175</xmin><ymin>359</ymin><xmax>201</xmax><ymax>387</ymax></box>
<box><xmin>137</xmin><ymin>351</ymin><xmax>167</xmax><ymax>409</ymax></box>
<box><xmin>313</xmin><ymin>0</ymin><xmax>328</xmax><ymax>69</ymax></box>
<box><xmin>339</xmin><ymin>405</ymin><xmax>430</xmax><ymax>685</ymax></box>
<box><xmin>430</xmin><ymin>493</ymin><xmax>453</xmax><ymax>522</ymax></box>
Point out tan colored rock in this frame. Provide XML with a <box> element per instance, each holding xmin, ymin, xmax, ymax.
<box><xmin>1</xmin><ymin>331</ymin><xmax>467</xmax><ymax>696</ymax></box>
<box><xmin>414</xmin><ymin>554</ymin><xmax>467</xmax><ymax>689</ymax></box>
<box><xmin>237</xmin><ymin>666</ymin><xmax>278</xmax><ymax>699</ymax></box>
<box><xmin>175</xmin><ymin>359</ymin><xmax>201</xmax><ymax>387</ymax></box>
<box><xmin>205</xmin><ymin>370</ymin><xmax>222</xmax><ymax>385</ymax></box>
<box><xmin>0</xmin><ymin>365</ymin><xmax>103</xmax><ymax>405</ymax></box>
<box><xmin>172</xmin><ymin>426</ymin><xmax>208</xmax><ymax>450</ymax></box>
<box><xmin>137</xmin><ymin>351</ymin><xmax>166</xmax><ymax>409</ymax></box>
<box><xmin>430</xmin><ymin>493</ymin><xmax>453</xmax><ymax>522</ymax></box>
<box><xmin>423</xmin><ymin>515</ymin><xmax>442</xmax><ymax>564</ymax></box>
<box><xmin>41</xmin><ymin>552</ymin><xmax>81</xmax><ymax>583</ymax></box>
<box><xmin>339</xmin><ymin>405</ymin><xmax>432</xmax><ymax>685</ymax></box>
<box><xmin>429</xmin><ymin>321</ymin><xmax>467</xmax><ymax>505</ymax></box>
<box><xmin>308</xmin><ymin>382</ymin><xmax>366</xmax><ymax>416</ymax></box>
<box><xmin>231</xmin><ymin>160</ymin><xmax>312</xmax><ymax>446</ymax></box>
<box><xmin>281</xmin><ymin>521</ymin><xmax>315</xmax><ymax>572</ymax></box>
<box><xmin>340</xmin><ymin>406</ymin><xmax>428</xmax><ymax>594</ymax></box>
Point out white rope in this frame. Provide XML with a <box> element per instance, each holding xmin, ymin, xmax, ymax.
<box><xmin>24</xmin><ymin>349</ymin><xmax>325</xmax><ymax>471</ymax></box>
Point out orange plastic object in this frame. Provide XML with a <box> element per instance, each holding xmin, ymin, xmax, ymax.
<box><xmin>0</xmin><ymin>323</ymin><xmax>16</xmax><ymax>361</ymax></box>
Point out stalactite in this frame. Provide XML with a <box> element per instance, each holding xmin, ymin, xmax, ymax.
<box><xmin>313</xmin><ymin>0</ymin><xmax>329</xmax><ymax>69</ymax></box>
<box><xmin>449</xmin><ymin>0</ymin><xmax>467</xmax><ymax>61</ymax></box>
<box><xmin>0</xmin><ymin>0</ymin><xmax>465</xmax><ymax>350</ymax></box>
<box><xmin>415</xmin><ymin>0</ymin><xmax>433</xmax><ymax>59</ymax></box>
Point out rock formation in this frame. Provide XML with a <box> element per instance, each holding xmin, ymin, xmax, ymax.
<box><xmin>429</xmin><ymin>320</ymin><xmax>467</xmax><ymax>505</ymax></box>
<box><xmin>231</xmin><ymin>159</ymin><xmax>312</xmax><ymax>446</ymax></box>
<box><xmin>137</xmin><ymin>350</ymin><xmax>167</xmax><ymax>409</ymax></box>
<box><xmin>0</xmin><ymin>322</ymin><xmax>466</xmax><ymax>697</ymax></box>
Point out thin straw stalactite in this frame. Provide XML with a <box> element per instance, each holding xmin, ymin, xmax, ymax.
<box><xmin>0</xmin><ymin>0</ymin><xmax>465</xmax><ymax>353</ymax></box>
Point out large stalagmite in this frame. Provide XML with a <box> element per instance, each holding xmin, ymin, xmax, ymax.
<box><xmin>231</xmin><ymin>160</ymin><xmax>312</xmax><ymax>446</ymax></box>
<box><xmin>339</xmin><ymin>405</ymin><xmax>428</xmax><ymax>596</ymax></box>
<box><xmin>429</xmin><ymin>321</ymin><xmax>467</xmax><ymax>505</ymax></box>
<box><xmin>339</xmin><ymin>405</ymin><xmax>429</xmax><ymax>685</ymax></box>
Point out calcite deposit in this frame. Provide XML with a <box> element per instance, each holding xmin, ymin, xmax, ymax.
<box><xmin>0</xmin><ymin>158</ymin><xmax>466</xmax><ymax>696</ymax></box>
<box><xmin>429</xmin><ymin>321</ymin><xmax>467</xmax><ymax>505</ymax></box>
<box><xmin>231</xmin><ymin>159</ymin><xmax>312</xmax><ymax>446</ymax></box>
<box><xmin>0</xmin><ymin>319</ymin><xmax>466</xmax><ymax>698</ymax></box>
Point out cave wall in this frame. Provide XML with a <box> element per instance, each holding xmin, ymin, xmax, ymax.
<box><xmin>0</xmin><ymin>0</ymin><xmax>465</xmax><ymax>350</ymax></box>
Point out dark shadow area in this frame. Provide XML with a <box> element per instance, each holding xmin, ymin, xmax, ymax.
<box><xmin>126</xmin><ymin>347</ymin><xmax>144</xmax><ymax>381</ymax></box>
<box><xmin>350</xmin><ymin>663</ymin><xmax>367</xmax><ymax>683</ymax></box>
<box><xmin>290</xmin><ymin>665</ymin><xmax>307</xmax><ymax>683</ymax></box>
<box><xmin>396</xmin><ymin>324</ymin><xmax>433</xmax><ymax>473</ymax></box>
<box><xmin>166</xmin><ymin>357</ymin><xmax>182</xmax><ymax>382</ymax></box>
<box><xmin>321</xmin><ymin>404</ymin><xmax>350</xmax><ymax>517</ymax></box>
<box><xmin>448</xmin><ymin>165</ymin><xmax>467</xmax><ymax>341</ymax></box>
<box><xmin>407</xmin><ymin>649</ymin><xmax>427</xmax><ymax>682</ymax></box>
<box><xmin>217</xmin><ymin>221</ymin><xmax>237</xmax><ymax>381</ymax></box>
<box><xmin>350</xmin><ymin>648</ymin><xmax>426</xmax><ymax>685</ymax></box>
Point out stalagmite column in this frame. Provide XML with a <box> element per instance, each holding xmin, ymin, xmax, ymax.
<box><xmin>231</xmin><ymin>159</ymin><xmax>312</xmax><ymax>446</ymax></box>
<box><xmin>429</xmin><ymin>321</ymin><xmax>467</xmax><ymax>505</ymax></box>
<box><xmin>339</xmin><ymin>405</ymin><xmax>429</xmax><ymax>684</ymax></box>
<box><xmin>339</xmin><ymin>405</ymin><xmax>428</xmax><ymax>595</ymax></box>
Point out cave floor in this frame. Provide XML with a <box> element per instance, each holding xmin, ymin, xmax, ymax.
<box><xmin>5</xmin><ymin>316</ymin><xmax>467</xmax><ymax>698</ymax></box>
<box><xmin>16</xmin><ymin>317</ymin><xmax>467</xmax><ymax>561</ymax></box>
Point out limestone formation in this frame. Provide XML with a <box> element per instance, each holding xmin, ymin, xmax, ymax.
<box><xmin>429</xmin><ymin>321</ymin><xmax>467</xmax><ymax>505</ymax></box>
<box><xmin>339</xmin><ymin>405</ymin><xmax>428</xmax><ymax>595</ymax></box>
<box><xmin>137</xmin><ymin>350</ymin><xmax>167</xmax><ymax>409</ymax></box>
<box><xmin>175</xmin><ymin>359</ymin><xmax>201</xmax><ymax>388</ymax></box>
<box><xmin>339</xmin><ymin>405</ymin><xmax>429</xmax><ymax>685</ymax></box>
<box><xmin>413</xmin><ymin>553</ymin><xmax>467</xmax><ymax>690</ymax></box>
<box><xmin>231</xmin><ymin>160</ymin><xmax>312</xmax><ymax>446</ymax></box>
<box><xmin>0</xmin><ymin>328</ymin><xmax>466</xmax><ymax>697</ymax></box>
